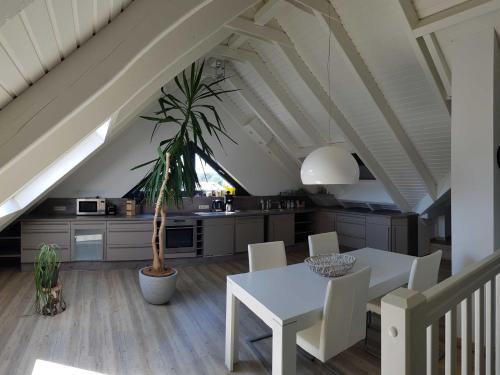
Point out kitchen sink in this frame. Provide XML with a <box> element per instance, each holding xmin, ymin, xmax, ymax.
<box><xmin>194</xmin><ymin>211</ymin><xmax>238</xmax><ymax>216</ymax></box>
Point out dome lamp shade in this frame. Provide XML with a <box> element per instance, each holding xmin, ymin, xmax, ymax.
<box><xmin>300</xmin><ymin>146</ymin><xmax>359</xmax><ymax>185</ymax></box>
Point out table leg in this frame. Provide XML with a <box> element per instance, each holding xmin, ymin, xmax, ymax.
<box><xmin>272</xmin><ymin>321</ymin><xmax>297</xmax><ymax>375</ymax></box>
<box><xmin>225</xmin><ymin>282</ymin><xmax>240</xmax><ymax>371</ymax></box>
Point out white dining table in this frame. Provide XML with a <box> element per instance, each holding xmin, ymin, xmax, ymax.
<box><xmin>225</xmin><ymin>248</ymin><xmax>415</xmax><ymax>375</ymax></box>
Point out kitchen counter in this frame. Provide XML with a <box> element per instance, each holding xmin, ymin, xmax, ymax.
<box><xmin>22</xmin><ymin>208</ymin><xmax>316</xmax><ymax>222</ymax></box>
<box><xmin>318</xmin><ymin>206</ymin><xmax>414</xmax><ymax>218</ymax></box>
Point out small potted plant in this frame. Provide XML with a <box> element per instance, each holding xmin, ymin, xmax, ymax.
<box><xmin>34</xmin><ymin>243</ymin><xmax>66</xmax><ymax>315</ymax></box>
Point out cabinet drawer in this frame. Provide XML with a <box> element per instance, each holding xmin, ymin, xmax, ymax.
<box><xmin>22</xmin><ymin>221</ymin><xmax>70</xmax><ymax>233</ymax></box>
<box><xmin>203</xmin><ymin>218</ymin><xmax>235</xmax><ymax>227</ymax></box>
<box><xmin>21</xmin><ymin>248</ymin><xmax>70</xmax><ymax>263</ymax></box>
<box><xmin>106</xmin><ymin>246</ymin><xmax>153</xmax><ymax>261</ymax></box>
<box><xmin>366</xmin><ymin>215</ymin><xmax>391</xmax><ymax>225</ymax></box>
<box><xmin>107</xmin><ymin>221</ymin><xmax>152</xmax><ymax>231</ymax></box>
<box><xmin>338</xmin><ymin>235</ymin><xmax>365</xmax><ymax>250</ymax></box>
<box><xmin>107</xmin><ymin>230</ymin><xmax>152</xmax><ymax>246</ymax></box>
<box><xmin>392</xmin><ymin>218</ymin><xmax>407</xmax><ymax>226</ymax></box>
<box><xmin>336</xmin><ymin>222</ymin><xmax>365</xmax><ymax>239</ymax></box>
<box><xmin>22</xmin><ymin>232</ymin><xmax>70</xmax><ymax>249</ymax></box>
<box><xmin>336</xmin><ymin>214</ymin><xmax>365</xmax><ymax>225</ymax></box>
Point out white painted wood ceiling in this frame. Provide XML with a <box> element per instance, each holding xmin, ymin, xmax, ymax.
<box><xmin>0</xmin><ymin>0</ymin><xmax>132</xmax><ymax>109</ymax></box>
<box><xmin>0</xmin><ymin>0</ymin><xmax>492</xmax><ymax>212</ymax></box>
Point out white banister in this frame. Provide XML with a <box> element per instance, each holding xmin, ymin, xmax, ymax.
<box><xmin>474</xmin><ymin>288</ymin><xmax>484</xmax><ymax>374</ymax></box>
<box><xmin>462</xmin><ymin>296</ymin><xmax>473</xmax><ymax>374</ymax></box>
<box><xmin>381</xmin><ymin>250</ymin><xmax>500</xmax><ymax>375</ymax></box>
<box><xmin>444</xmin><ymin>308</ymin><xmax>457</xmax><ymax>375</ymax></box>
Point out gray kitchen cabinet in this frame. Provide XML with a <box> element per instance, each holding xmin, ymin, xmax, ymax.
<box><xmin>234</xmin><ymin>216</ymin><xmax>264</xmax><ymax>253</ymax></box>
<box><xmin>267</xmin><ymin>213</ymin><xmax>295</xmax><ymax>246</ymax></box>
<box><xmin>314</xmin><ymin>211</ymin><xmax>336</xmax><ymax>234</ymax></box>
<box><xmin>106</xmin><ymin>221</ymin><xmax>152</xmax><ymax>261</ymax></box>
<box><xmin>71</xmin><ymin>221</ymin><xmax>106</xmax><ymax>261</ymax></box>
<box><xmin>366</xmin><ymin>216</ymin><xmax>391</xmax><ymax>251</ymax></box>
<box><xmin>336</xmin><ymin>214</ymin><xmax>366</xmax><ymax>250</ymax></box>
<box><xmin>21</xmin><ymin>221</ymin><xmax>71</xmax><ymax>262</ymax></box>
<box><xmin>203</xmin><ymin>218</ymin><xmax>235</xmax><ymax>256</ymax></box>
<box><xmin>391</xmin><ymin>220</ymin><xmax>409</xmax><ymax>254</ymax></box>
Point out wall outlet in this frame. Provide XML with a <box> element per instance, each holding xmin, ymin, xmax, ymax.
<box><xmin>198</xmin><ymin>204</ymin><xmax>209</xmax><ymax>210</ymax></box>
<box><xmin>53</xmin><ymin>206</ymin><xmax>67</xmax><ymax>212</ymax></box>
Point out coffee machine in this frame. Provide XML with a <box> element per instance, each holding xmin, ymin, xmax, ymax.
<box><xmin>211</xmin><ymin>199</ymin><xmax>225</xmax><ymax>212</ymax></box>
<box><xmin>224</xmin><ymin>191</ymin><xmax>234</xmax><ymax>212</ymax></box>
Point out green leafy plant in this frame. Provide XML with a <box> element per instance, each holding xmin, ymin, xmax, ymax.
<box><xmin>132</xmin><ymin>60</ymin><xmax>236</xmax><ymax>276</ymax></box>
<box><xmin>34</xmin><ymin>243</ymin><xmax>61</xmax><ymax>315</ymax></box>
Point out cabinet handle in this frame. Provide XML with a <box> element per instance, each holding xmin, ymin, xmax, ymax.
<box><xmin>387</xmin><ymin>227</ymin><xmax>390</xmax><ymax>251</ymax></box>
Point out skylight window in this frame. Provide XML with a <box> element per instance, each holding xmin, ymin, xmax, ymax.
<box><xmin>0</xmin><ymin>118</ymin><xmax>111</xmax><ymax>218</ymax></box>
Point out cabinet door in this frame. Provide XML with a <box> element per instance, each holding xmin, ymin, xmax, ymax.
<box><xmin>71</xmin><ymin>222</ymin><xmax>106</xmax><ymax>261</ymax></box>
<box><xmin>314</xmin><ymin>212</ymin><xmax>335</xmax><ymax>234</ymax></box>
<box><xmin>366</xmin><ymin>223</ymin><xmax>391</xmax><ymax>251</ymax></box>
<box><xmin>203</xmin><ymin>218</ymin><xmax>235</xmax><ymax>256</ymax></box>
<box><xmin>234</xmin><ymin>216</ymin><xmax>264</xmax><ymax>253</ymax></box>
<box><xmin>268</xmin><ymin>214</ymin><xmax>295</xmax><ymax>246</ymax></box>
<box><xmin>391</xmin><ymin>225</ymin><xmax>408</xmax><ymax>254</ymax></box>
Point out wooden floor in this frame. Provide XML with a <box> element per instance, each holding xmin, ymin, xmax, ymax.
<box><xmin>0</xmin><ymin>249</ymin><xmax>450</xmax><ymax>375</ymax></box>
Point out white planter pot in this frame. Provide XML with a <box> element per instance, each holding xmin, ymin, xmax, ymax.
<box><xmin>138</xmin><ymin>268</ymin><xmax>178</xmax><ymax>305</ymax></box>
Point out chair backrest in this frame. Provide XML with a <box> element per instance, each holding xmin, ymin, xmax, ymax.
<box><xmin>308</xmin><ymin>232</ymin><xmax>340</xmax><ymax>257</ymax></box>
<box><xmin>319</xmin><ymin>267</ymin><xmax>371</xmax><ymax>361</ymax></box>
<box><xmin>248</xmin><ymin>241</ymin><xmax>287</xmax><ymax>272</ymax></box>
<box><xmin>408</xmin><ymin>250</ymin><xmax>442</xmax><ymax>292</ymax></box>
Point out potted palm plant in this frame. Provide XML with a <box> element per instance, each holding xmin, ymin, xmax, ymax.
<box><xmin>133</xmin><ymin>60</ymin><xmax>236</xmax><ymax>304</ymax></box>
<box><xmin>34</xmin><ymin>243</ymin><xmax>66</xmax><ymax>315</ymax></box>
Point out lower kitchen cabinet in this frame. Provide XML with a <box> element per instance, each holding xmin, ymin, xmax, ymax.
<box><xmin>234</xmin><ymin>216</ymin><xmax>264</xmax><ymax>253</ymax></box>
<box><xmin>267</xmin><ymin>213</ymin><xmax>295</xmax><ymax>246</ymax></box>
<box><xmin>366</xmin><ymin>216</ymin><xmax>391</xmax><ymax>251</ymax></box>
<box><xmin>106</xmin><ymin>221</ymin><xmax>152</xmax><ymax>261</ymax></box>
<box><xmin>21</xmin><ymin>221</ymin><xmax>70</xmax><ymax>262</ymax></box>
<box><xmin>313</xmin><ymin>211</ymin><xmax>336</xmax><ymax>234</ymax></box>
<box><xmin>203</xmin><ymin>218</ymin><xmax>235</xmax><ymax>256</ymax></box>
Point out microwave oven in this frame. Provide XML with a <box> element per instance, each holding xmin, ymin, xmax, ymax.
<box><xmin>76</xmin><ymin>198</ymin><xmax>106</xmax><ymax>215</ymax></box>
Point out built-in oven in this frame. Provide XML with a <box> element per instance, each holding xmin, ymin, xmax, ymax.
<box><xmin>165</xmin><ymin>219</ymin><xmax>197</xmax><ymax>258</ymax></box>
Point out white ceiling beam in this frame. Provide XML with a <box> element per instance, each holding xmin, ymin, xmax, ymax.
<box><xmin>297</xmin><ymin>4</ymin><xmax>438</xmax><ymax>199</ymax></box>
<box><xmin>225</xmin><ymin>17</ymin><xmax>293</xmax><ymax>47</ymax></box>
<box><xmin>423</xmin><ymin>33</ymin><xmax>451</xmax><ymax>98</ymax></box>
<box><xmin>412</xmin><ymin>0</ymin><xmax>500</xmax><ymax>37</ymax></box>
<box><xmin>0</xmin><ymin>0</ymin><xmax>259</xmax><ymax>207</ymax></box>
<box><xmin>278</xmin><ymin>43</ymin><xmax>410</xmax><ymax>211</ymax></box>
<box><xmin>254</xmin><ymin>0</ymin><xmax>287</xmax><ymax>25</ymax></box>
<box><xmin>216</xmin><ymin>98</ymin><xmax>301</xmax><ymax>181</ymax></box>
<box><xmin>213</xmin><ymin>45</ymin><xmax>326</xmax><ymax>146</ymax></box>
<box><xmin>225</xmin><ymin>72</ymin><xmax>302</xmax><ymax>160</ymax></box>
<box><xmin>228</xmin><ymin>34</ymin><xmax>249</xmax><ymax>49</ymax></box>
<box><xmin>394</xmin><ymin>0</ymin><xmax>452</xmax><ymax>111</ymax></box>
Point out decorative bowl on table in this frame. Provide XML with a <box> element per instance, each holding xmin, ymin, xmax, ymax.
<box><xmin>305</xmin><ymin>254</ymin><xmax>356</xmax><ymax>278</ymax></box>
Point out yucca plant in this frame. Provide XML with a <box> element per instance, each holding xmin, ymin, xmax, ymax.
<box><xmin>132</xmin><ymin>60</ymin><xmax>236</xmax><ymax>277</ymax></box>
<box><xmin>34</xmin><ymin>243</ymin><xmax>61</xmax><ymax>315</ymax></box>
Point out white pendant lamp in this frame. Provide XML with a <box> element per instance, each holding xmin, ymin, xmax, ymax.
<box><xmin>300</xmin><ymin>2</ymin><xmax>359</xmax><ymax>186</ymax></box>
<box><xmin>301</xmin><ymin>145</ymin><xmax>359</xmax><ymax>185</ymax></box>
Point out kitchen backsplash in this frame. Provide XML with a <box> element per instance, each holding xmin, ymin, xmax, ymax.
<box><xmin>27</xmin><ymin>195</ymin><xmax>314</xmax><ymax>216</ymax></box>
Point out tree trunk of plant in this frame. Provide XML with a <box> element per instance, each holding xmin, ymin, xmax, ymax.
<box><xmin>151</xmin><ymin>153</ymin><xmax>170</xmax><ymax>274</ymax></box>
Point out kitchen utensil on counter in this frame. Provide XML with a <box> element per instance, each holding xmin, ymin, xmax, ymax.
<box><xmin>212</xmin><ymin>199</ymin><xmax>224</xmax><ymax>212</ymax></box>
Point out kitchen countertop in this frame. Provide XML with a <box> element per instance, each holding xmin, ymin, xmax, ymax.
<box><xmin>22</xmin><ymin>208</ymin><xmax>316</xmax><ymax>222</ymax></box>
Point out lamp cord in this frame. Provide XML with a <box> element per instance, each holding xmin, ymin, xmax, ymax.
<box><xmin>327</xmin><ymin>1</ymin><xmax>332</xmax><ymax>144</ymax></box>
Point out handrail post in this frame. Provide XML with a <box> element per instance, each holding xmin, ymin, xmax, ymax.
<box><xmin>381</xmin><ymin>288</ymin><xmax>427</xmax><ymax>375</ymax></box>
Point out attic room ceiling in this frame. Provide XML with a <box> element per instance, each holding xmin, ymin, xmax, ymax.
<box><xmin>0</xmin><ymin>0</ymin><xmax>133</xmax><ymax>109</ymax></box>
<box><xmin>1</xmin><ymin>0</ymin><xmax>500</xmax><ymax>230</ymax></box>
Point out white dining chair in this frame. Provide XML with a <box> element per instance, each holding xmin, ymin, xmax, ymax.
<box><xmin>366</xmin><ymin>250</ymin><xmax>442</xmax><ymax>315</ymax></box>
<box><xmin>296</xmin><ymin>267</ymin><xmax>371</xmax><ymax>371</ymax></box>
<box><xmin>308</xmin><ymin>231</ymin><xmax>340</xmax><ymax>257</ymax></box>
<box><xmin>246</xmin><ymin>241</ymin><xmax>287</xmax><ymax>349</ymax></box>
<box><xmin>248</xmin><ymin>240</ymin><xmax>287</xmax><ymax>272</ymax></box>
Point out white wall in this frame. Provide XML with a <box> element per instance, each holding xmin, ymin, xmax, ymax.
<box><xmin>50</xmin><ymin>104</ymin><xmax>301</xmax><ymax>198</ymax></box>
<box><xmin>451</xmin><ymin>28</ymin><xmax>500</xmax><ymax>274</ymax></box>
